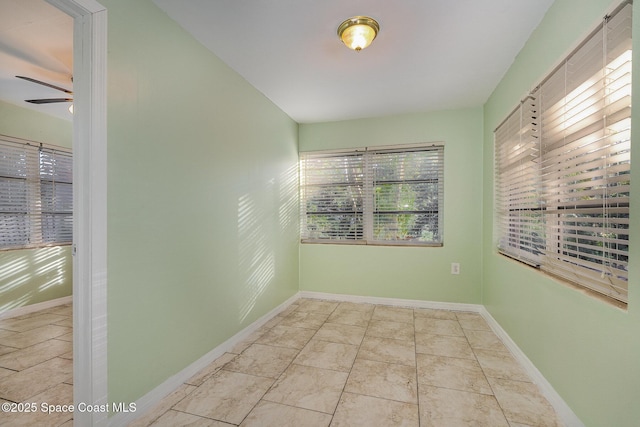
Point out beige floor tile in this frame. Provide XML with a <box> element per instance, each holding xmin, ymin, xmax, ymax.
<box><xmin>186</xmin><ymin>353</ymin><xmax>237</xmax><ymax>387</ymax></box>
<box><xmin>414</xmin><ymin>317</ymin><xmax>464</xmax><ymax>337</ymax></box>
<box><xmin>223</xmin><ymin>343</ymin><xmax>298</xmax><ymax>378</ymax></box>
<box><xmin>263</xmin><ymin>364</ymin><xmax>348</xmax><ymax>414</ymax></box>
<box><xmin>229</xmin><ymin>329</ymin><xmax>267</xmax><ymax>354</ymax></box>
<box><xmin>129</xmin><ymin>384</ymin><xmax>198</xmax><ymax>427</ymax></box>
<box><xmin>327</xmin><ymin>309</ymin><xmax>372</xmax><ymax>328</ymax></box>
<box><xmin>456</xmin><ymin>312</ymin><xmax>492</xmax><ymax>331</ymax></box>
<box><xmin>416</xmin><ymin>354</ymin><xmax>493</xmax><ymax>395</ymax></box>
<box><xmin>464</xmin><ymin>330</ymin><xmax>508</xmax><ymax>352</ymax></box>
<box><xmin>52</xmin><ymin>318</ymin><xmax>73</xmax><ymax>328</ymax></box>
<box><xmin>0</xmin><ymin>314</ymin><xmax>68</xmax><ymax>333</ymax></box>
<box><xmin>0</xmin><ymin>357</ymin><xmax>72</xmax><ymax>402</ymax></box>
<box><xmin>150</xmin><ymin>409</ymin><xmax>230</xmax><ymax>426</ymax></box>
<box><xmin>372</xmin><ymin>305</ymin><xmax>414</xmax><ymax>323</ymax></box>
<box><xmin>261</xmin><ymin>314</ymin><xmax>285</xmax><ymax>329</ymax></box>
<box><xmin>0</xmin><ymin>329</ymin><xmax>17</xmax><ymax>338</ymax></box>
<box><xmin>0</xmin><ymin>367</ymin><xmax>14</xmax><ymax>379</ymax></box>
<box><xmin>174</xmin><ymin>370</ymin><xmax>273</xmax><ymax>425</ymax></box>
<box><xmin>0</xmin><ymin>339</ymin><xmax>71</xmax><ymax>371</ymax></box>
<box><xmin>415</xmin><ymin>333</ymin><xmax>475</xmax><ymax>359</ymax></box>
<box><xmin>357</xmin><ymin>335</ymin><xmax>416</xmax><ymax>366</ymax></box>
<box><xmin>279</xmin><ymin>302</ymin><xmax>300</xmax><ymax>317</ymax></box>
<box><xmin>474</xmin><ymin>348</ymin><xmax>531</xmax><ymax>382</ymax></box>
<box><xmin>255</xmin><ymin>325</ymin><xmax>316</xmax><ymax>350</ymax></box>
<box><xmin>54</xmin><ymin>332</ymin><xmax>73</xmax><ymax>342</ymax></box>
<box><xmin>414</xmin><ymin>308</ymin><xmax>458</xmax><ymax>320</ymax></box>
<box><xmin>296</xmin><ymin>299</ymin><xmax>339</xmax><ymax>314</ymax></box>
<box><xmin>240</xmin><ymin>400</ymin><xmax>332</xmax><ymax>427</ymax></box>
<box><xmin>334</xmin><ymin>301</ymin><xmax>375</xmax><ymax>314</ymax></box>
<box><xmin>489</xmin><ymin>377</ymin><xmax>563</xmax><ymax>427</ymax></box>
<box><xmin>0</xmin><ymin>383</ymin><xmax>73</xmax><ymax>427</ymax></box>
<box><xmin>314</xmin><ymin>322</ymin><xmax>366</xmax><ymax>345</ymax></box>
<box><xmin>40</xmin><ymin>305</ymin><xmax>72</xmax><ymax>317</ymax></box>
<box><xmin>345</xmin><ymin>358</ymin><xmax>417</xmax><ymax>404</ymax></box>
<box><xmin>278</xmin><ymin>311</ymin><xmax>329</xmax><ymax>330</ymax></box>
<box><xmin>419</xmin><ymin>385</ymin><xmax>509</xmax><ymax>427</ymax></box>
<box><xmin>0</xmin><ymin>324</ymin><xmax>71</xmax><ymax>349</ymax></box>
<box><xmin>331</xmin><ymin>392</ymin><xmax>419</xmax><ymax>427</ymax></box>
<box><xmin>0</xmin><ymin>345</ymin><xmax>16</xmax><ymax>357</ymax></box>
<box><xmin>366</xmin><ymin>319</ymin><xmax>415</xmax><ymax>342</ymax></box>
<box><xmin>294</xmin><ymin>339</ymin><xmax>358</xmax><ymax>372</ymax></box>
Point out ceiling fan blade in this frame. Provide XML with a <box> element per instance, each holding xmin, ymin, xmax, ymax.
<box><xmin>25</xmin><ymin>98</ymin><xmax>73</xmax><ymax>104</ymax></box>
<box><xmin>16</xmin><ymin>75</ymin><xmax>73</xmax><ymax>94</ymax></box>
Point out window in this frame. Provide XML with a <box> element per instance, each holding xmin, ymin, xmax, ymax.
<box><xmin>300</xmin><ymin>144</ymin><xmax>444</xmax><ymax>246</ymax></box>
<box><xmin>495</xmin><ymin>1</ymin><xmax>631</xmax><ymax>304</ymax></box>
<box><xmin>0</xmin><ymin>135</ymin><xmax>73</xmax><ymax>250</ymax></box>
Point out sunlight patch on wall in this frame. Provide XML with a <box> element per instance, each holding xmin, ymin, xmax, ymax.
<box><xmin>0</xmin><ymin>246</ymin><xmax>70</xmax><ymax>314</ymax></box>
<box><xmin>0</xmin><ymin>258</ymin><xmax>29</xmax><ymax>281</ymax></box>
<box><xmin>35</xmin><ymin>256</ymin><xmax>66</xmax><ymax>276</ymax></box>
<box><xmin>237</xmin><ymin>181</ymin><xmax>276</xmax><ymax>323</ymax></box>
<box><xmin>0</xmin><ymin>271</ymin><xmax>32</xmax><ymax>292</ymax></box>
<box><xmin>278</xmin><ymin>164</ymin><xmax>298</xmax><ymax>234</ymax></box>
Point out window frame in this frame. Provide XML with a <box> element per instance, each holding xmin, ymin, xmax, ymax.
<box><xmin>0</xmin><ymin>134</ymin><xmax>73</xmax><ymax>251</ymax></box>
<box><xmin>300</xmin><ymin>143</ymin><xmax>444</xmax><ymax>247</ymax></box>
<box><xmin>493</xmin><ymin>0</ymin><xmax>631</xmax><ymax>305</ymax></box>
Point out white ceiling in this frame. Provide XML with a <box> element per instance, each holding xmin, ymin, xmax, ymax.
<box><xmin>0</xmin><ymin>0</ymin><xmax>73</xmax><ymax>121</ymax></box>
<box><xmin>153</xmin><ymin>0</ymin><xmax>555</xmax><ymax>123</ymax></box>
<box><xmin>0</xmin><ymin>1</ymin><xmax>555</xmax><ymax>124</ymax></box>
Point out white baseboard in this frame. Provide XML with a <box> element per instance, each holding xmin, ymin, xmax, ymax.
<box><xmin>0</xmin><ymin>295</ymin><xmax>72</xmax><ymax>320</ymax></box>
<box><xmin>479</xmin><ymin>307</ymin><xmax>584</xmax><ymax>427</ymax></box>
<box><xmin>109</xmin><ymin>293</ymin><xmax>300</xmax><ymax>427</ymax></box>
<box><xmin>109</xmin><ymin>291</ymin><xmax>582</xmax><ymax>427</ymax></box>
<box><xmin>297</xmin><ymin>290</ymin><xmax>483</xmax><ymax>313</ymax></box>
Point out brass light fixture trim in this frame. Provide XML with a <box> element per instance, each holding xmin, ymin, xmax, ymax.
<box><xmin>337</xmin><ymin>16</ymin><xmax>380</xmax><ymax>51</ymax></box>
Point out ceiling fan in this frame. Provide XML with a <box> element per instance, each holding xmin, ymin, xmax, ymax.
<box><xmin>16</xmin><ymin>75</ymin><xmax>73</xmax><ymax>106</ymax></box>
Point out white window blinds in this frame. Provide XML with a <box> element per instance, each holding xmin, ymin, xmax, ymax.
<box><xmin>40</xmin><ymin>147</ymin><xmax>73</xmax><ymax>244</ymax></box>
<box><xmin>300</xmin><ymin>151</ymin><xmax>365</xmax><ymax>241</ymax></box>
<box><xmin>300</xmin><ymin>144</ymin><xmax>444</xmax><ymax>245</ymax></box>
<box><xmin>0</xmin><ymin>135</ymin><xmax>73</xmax><ymax>250</ymax></box>
<box><xmin>370</xmin><ymin>147</ymin><xmax>444</xmax><ymax>244</ymax></box>
<box><xmin>494</xmin><ymin>1</ymin><xmax>631</xmax><ymax>303</ymax></box>
<box><xmin>495</xmin><ymin>97</ymin><xmax>543</xmax><ymax>265</ymax></box>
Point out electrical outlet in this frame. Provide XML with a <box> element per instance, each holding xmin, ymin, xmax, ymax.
<box><xmin>451</xmin><ymin>262</ymin><xmax>460</xmax><ymax>275</ymax></box>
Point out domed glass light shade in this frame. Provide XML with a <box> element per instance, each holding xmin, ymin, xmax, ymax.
<box><xmin>337</xmin><ymin>16</ymin><xmax>379</xmax><ymax>51</ymax></box>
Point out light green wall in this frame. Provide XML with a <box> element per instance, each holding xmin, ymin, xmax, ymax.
<box><xmin>0</xmin><ymin>247</ymin><xmax>72</xmax><ymax>313</ymax></box>
<box><xmin>299</xmin><ymin>108</ymin><xmax>483</xmax><ymax>303</ymax></box>
<box><xmin>482</xmin><ymin>1</ymin><xmax>640</xmax><ymax>426</ymax></box>
<box><xmin>0</xmin><ymin>99</ymin><xmax>72</xmax><ymax>148</ymax></box>
<box><xmin>103</xmin><ymin>0</ymin><xmax>299</xmax><ymax>404</ymax></box>
<box><xmin>0</xmin><ymin>100</ymin><xmax>72</xmax><ymax>313</ymax></box>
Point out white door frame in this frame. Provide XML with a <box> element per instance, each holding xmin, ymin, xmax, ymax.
<box><xmin>46</xmin><ymin>0</ymin><xmax>108</xmax><ymax>425</ymax></box>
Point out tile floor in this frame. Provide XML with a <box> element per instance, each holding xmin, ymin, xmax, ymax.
<box><xmin>0</xmin><ymin>303</ymin><xmax>73</xmax><ymax>426</ymax></box>
<box><xmin>0</xmin><ymin>299</ymin><xmax>565</xmax><ymax>426</ymax></box>
<box><xmin>132</xmin><ymin>299</ymin><xmax>564</xmax><ymax>427</ymax></box>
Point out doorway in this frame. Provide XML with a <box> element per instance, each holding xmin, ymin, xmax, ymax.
<box><xmin>46</xmin><ymin>0</ymin><xmax>107</xmax><ymax>425</ymax></box>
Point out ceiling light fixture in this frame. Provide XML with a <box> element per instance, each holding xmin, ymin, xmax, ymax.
<box><xmin>337</xmin><ymin>16</ymin><xmax>379</xmax><ymax>51</ymax></box>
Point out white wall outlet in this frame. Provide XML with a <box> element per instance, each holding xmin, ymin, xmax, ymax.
<box><xmin>451</xmin><ymin>262</ymin><xmax>460</xmax><ymax>275</ymax></box>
